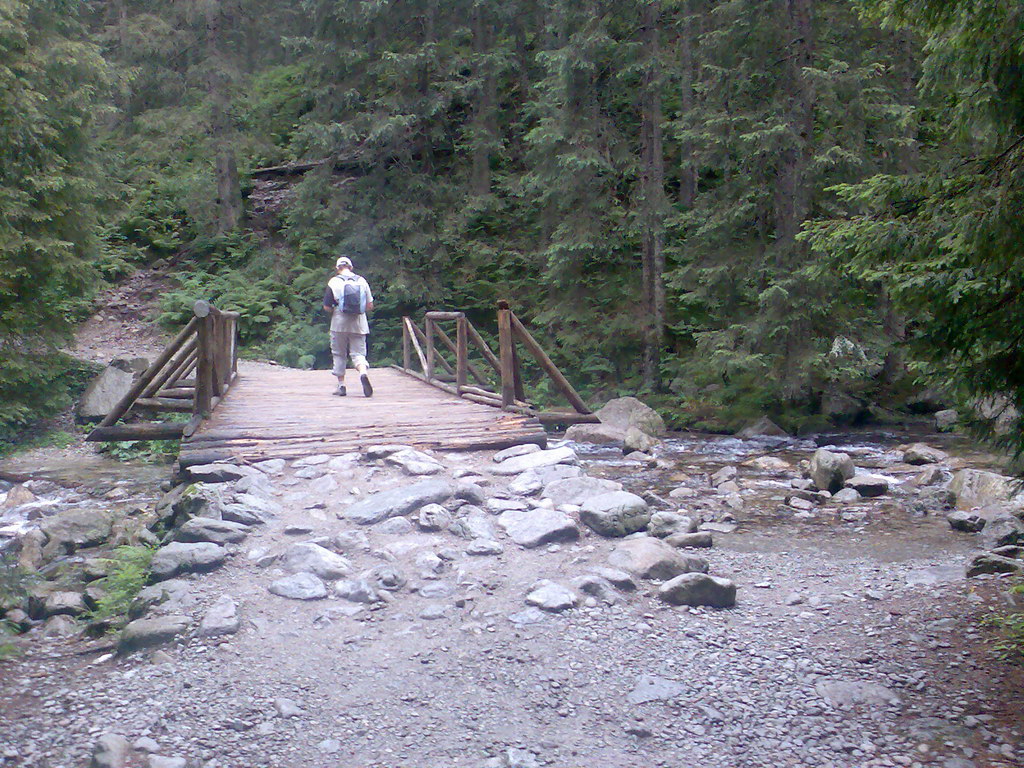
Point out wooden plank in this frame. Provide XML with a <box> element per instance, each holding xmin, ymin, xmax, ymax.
<box><xmin>510</xmin><ymin>313</ymin><xmax>591</xmax><ymax>414</ymax></box>
<box><xmin>142</xmin><ymin>336</ymin><xmax>197</xmax><ymax>399</ymax></box>
<box><xmin>424</xmin><ymin>316</ymin><xmax>435</xmax><ymax>381</ymax></box>
<box><xmin>424</xmin><ymin>311</ymin><xmax>464</xmax><ymax>321</ymax></box>
<box><xmin>404</xmin><ymin>318</ymin><xmax>428</xmax><ymax>373</ymax></box>
<box><xmin>195</xmin><ymin>315</ymin><xmax>213</xmax><ymax>415</ymax></box>
<box><xmin>134</xmin><ymin>397</ymin><xmax>194</xmax><ymax>413</ymax></box>
<box><xmin>402</xmin><ymin>318</ymin><xmax>411</xmax><ymax>371</ymax></box>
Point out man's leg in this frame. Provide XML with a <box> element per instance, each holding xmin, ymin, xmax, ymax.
<box><xmin>349</xmin><ymin>334</ymin><xmax>372</xmax><ymax>397</ymax></box>
<box><xmin>329</xmin><ymin>331</ymin><xmax>347</xmax><ymax>396</ymax></box>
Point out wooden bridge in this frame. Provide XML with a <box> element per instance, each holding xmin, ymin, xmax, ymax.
<box><xmin>87</xmin><ymin>301</ymin><xmax>596</xmax><ymax>467</ymax></box>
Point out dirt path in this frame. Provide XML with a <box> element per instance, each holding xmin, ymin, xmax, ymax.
<box><xmin>1</xmin><ymin>443</ymin><xmax>1021</xmax><ymax>768</ymax></box>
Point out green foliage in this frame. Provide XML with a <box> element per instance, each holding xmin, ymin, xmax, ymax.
<box><xmin>87</xmin><ymin>545</ymin><xmax>154</xmax><ymax>627</ymax></box>
<box><xmin>97</xmin><ymin>438</ymin><xmax>180</xmax><ymax>464</ymax></box>
<box><xmin>0</xmin><ymin>355</ymin><xmax>99</xmax><ymax>449</ymax></box>
<box><xmin>0</xmin><ymin>554</ymin><xmax>36</xmax><ymax>655</ymax></box>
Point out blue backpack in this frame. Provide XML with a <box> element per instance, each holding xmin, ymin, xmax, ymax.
<box><xmin>337</xmin><ymin>276</ymin><xmax>366</xmax><ymax>315</ymax></box>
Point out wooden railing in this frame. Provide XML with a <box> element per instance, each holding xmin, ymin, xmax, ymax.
<box><xmin>86</xmin><ymin>300</ymin><xmax>239</xmax><ymax>442</ymax></box>
<box><xmin>396</xmin><ymin>302</ymin><xmax>598</xmax><ymax>425</ymax></box>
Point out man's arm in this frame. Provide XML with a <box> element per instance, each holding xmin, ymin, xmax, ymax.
<box><xmin>323</xmin><ymin>285</ymin><xmax>336</xmax><ymax>316</ymax></box>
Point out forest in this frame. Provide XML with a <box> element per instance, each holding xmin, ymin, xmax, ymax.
<box><xmin>1</xmin><ymin>0</ymin><xmax>1022</xmax><ymax>451</ymax></box>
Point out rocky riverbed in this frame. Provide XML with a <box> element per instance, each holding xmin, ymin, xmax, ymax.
<box><xmin>1</xmin><ymin>431</ymin><xmax>1022</xmax><ymax>768</ymax></box>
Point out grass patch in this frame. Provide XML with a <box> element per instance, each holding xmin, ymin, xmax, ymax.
<box><xmin>0</xmin><ymin>555</ymin><xmax>37</xmax><ymax>657</ymax></box>
<box><xmin>986</xmin><ymin>582</ymin><xmax>1024</xmax><ymax>664</ymax></box>
<box><xmin>97</xmin><ymin>438</ymin><xmax>180</xmax><ymax>464</ymax></box>
<box><xmin>87</xmin><ymin>545</ymin><xmax>156</xmax><ymax>629</ymax></box>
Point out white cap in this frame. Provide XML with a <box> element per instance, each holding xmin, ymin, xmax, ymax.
<box><xmin>336</xmin><ymin>256</ymin><xmax>353</xmax><ymax>269</ymax></box>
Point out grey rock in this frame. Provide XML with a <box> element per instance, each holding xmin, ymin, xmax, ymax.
<box><xmin>979</xmin><ymin>512</ymin><xmax>1024</xmax><ymax>549</ymax></box>
<box><xmin>623</xmin><ymin>426</ymin><xmax>660</xmax><ymax>453</ymax></box>
<box><xmin>903</xmin><ymin>443</ymin><xmax>948</xmax><ymax>465</ymax></box>
<box><xmin>43</xmin><ymin>590</ymin><xmax>86</xmax><ymax>617</ymax></box>
<box><xmin>198</xmin><ymin>595</ymin><xmax>240</xmax><ymax>637</ymax></box>
<box><xmin>419</xmin><ymin>604</ymin><xmax>447</xmax><ymax>620</ymax></box>
<box><xmin>845</xmin><ymin>474</ymin><xmax>890</xmax><ymax>498</ymax></box>
<box><xmin>508</xmin><ymin>471</ymin><xmax>543</xmax><ymax>496</ymax></box>
<box><xmin>627</xmin><ymin>675</ymin><xmax>686</xmax><ymax>704</ymax></box>
<box><xmin>150</xmin><ymin>542</ymin><xmax>226</xmax><ymax>581</ymax></box>
<box><xmin>542</xmin><ymin>476</ymin><xmax>623</xmax><ymax>507</ymax></box>
<box><xmin>498</xmin><ymin>508</ymin><xmax>579</xmax><ymax>548</ymax></box>
<box><xmin>503</xmin><ymin>748</ymin><xmax>540</xmax><ymax>768</ymax></box>
<box><xmin>76</xmin><ymin>364</ymin><xmax>136</xmax><ymax>423</ymax></box>
<box><xmin>364</xmin><ymin>565</ymin><xmax>406</xmax><ymax>591</ymax></box>
<box><xmin>607</xmin><ymin>537</ymin><xmax>707</xmax><ymax>580</ymax></box>
<box><xmin>185</xmin><ymin>463</ymin><xmax>251</xmax><ymax>483</ymax></box>
<box><xmin>175</xmin><ymin>517</ymin><xmax>249</xmax><ymax>545</ymax></box>
<box><xmin>333</xmin><ymin>578</ymin><xmax>381</xmax><ymax>603</ymax></box>
<box><xmin>41</xmin><ymin>615</ymin><xmax>80</xmax><ymax>638</ymax></box>
<box><xmin>89</xmin><ymin>734</ymin><xmax>131</xmax><ymax>768</ymax></box>
<box><xmin>448</xmin><ymin>509</ymin><xmax>497</xmax><ymax>540</ymax></box>
<box><xmin>132</xmin><ymin>737</ymin><xmax>161</xmax><ymax>754</ymax></box>
<box><xmin>736</xmin><ymin>416</ymin><xmax>788</xmax><ymax>438</ymax></box>
<box><xmin>40</xmin><ymin>509</ymin><xmax>113</xmax><ymax>556</ymax></box>
<box><xmin>532</xmin><ymin>464</ymin><xmax>584</xmax><ymax>485</ymax></box>
<box><xmin>564</xmin><ymin>422</ymin><xmax>626</xmax><ymax>445</ymax></box>
<box><xmin>951</xmin><ymin>469</ymin><xmax>1022</xmax><ymax>511</ymax></box>
<box><xmin>130</xmin><ymin>580</ymin><xmax>191</xmax><ymax>619</ymax></box>
<box><xmin>465</xmin><ymin>539</ymin><xmax>504</xmax><ymax>556</ymax></box>
<box><xmin>935</xmin><ymin>408</ymin><xmax>959</xmax><ymax>431</ymax></box>
<box><xmin>485</xmin><ymin>497</ymin><xmax>530</xmax><ymax>513</ymax></box>
<box><xmin>268</xmin><ymin>573</ymin><xmax>327</xmax><ymax>600</ymax></box>
<box><xmin>595</xmin><ymin>396</ymin><xmax>666</xmax><ymax>436</ymax></box>
<box><xmin>508</xmin><ymin>607</ymin><xmax>548</xmax><ymax>625</ymax></box>
<box><xmin>659</xmin><ymin>573</ymin><xmax>737</xmax><ymax>607</ymax></box>
<box><xmin>118</xmin><ymin>615</ymin><xmax>190</xmax><ymax>653</ymax></box>
<box><xmin>815</xmin><ymin>679</ymin><xmax>901</xmax><ymax>709</ymax></box>
<box><xmin>525</xmin><ymin>580</ymin><xmax>578</xmax><ymax>612</ymax></box>
<box><xmin>966</xmin><ymin>553</ymin><xmax>1023</xmax><ymax>577</ymax></box>
<box><xmin>253</xmin><ymin>459</ymin><xmax>286</xmax><ymax>475</ymax></box>
<box><xmin>912</xmin><ymin>465</ymin><xmax>947</xmax><ymax>487</ymax></box>
<box><xmin>415</xmin><ymin>502</ymin><xmax>452</xmax><ymax>531</ymax></box>
<box><xmin>590</xmin><ymin>567</ymin><xmax>637</xmax><ymax>591</ymax></box>
<box><xmin>317</xmin><ymin>739</ymin><xmax>341</xmax><ymax>755</ymax></box>
<box><xmin>571</xmin><ymin>575</ymin><xmax>618</xmax><ymax>604</ymax></box>
<box><xmin>363</xmin><ymin>444</ymin><xmax>414</xmax><ymax>459</ymax></box>
<box><xmin>809</xmin><ymin>448</ymin><xmax>855</xmax><ymax>493</ymax></box>
<box><xmin>647</xmin><ymin>510</ymin><xmax>697</xmax><ymax>538</ymax></box>
<box><xmin>665</xmin><ymin>531</ymin><xmax>713</xmax><ymax>549</ymax></box>
<box><xmin>947</xmin><ymin>510</ymin><xmax>986</xmax><ymax>533</ymax></box>
<box><xmin>493</xmin><ymin>444</ymin><xmax>542</xmax><ymax>462</ymax></box>
<box><xmin>579</xmin><ymin>491</ymin><xmax>651</xmax><ymax>537</ymax></box>
<box><xmin>417</xmin><ymin>581</ymin><xmax>455</xmax><ymax>599</ymax></box>
<box><xmin>274</xmin><ymin>698</ymin><xmax>303</xmax><ymax>718</ymax></box>
<box><xmin>710</xmin><ymin>466</ymin><xmax>738</xmax><ymax>487</ymax></box>
<box><xmin>386</xmin><ymin>448</ymin><xmax>444</xmax><ymax>476</ymax></box>
<box><xmin>375</xmin><ymin>516</ymin><xmax>414</xmax><ymax>535</ymax></box>
<box><xmin>831</xmin><ymin>487</ymin><xmax>861</xmax><ymax>504</ymax></box>
<box><xmin>454</xmin><ymin>482</ymin><xmax>487</xmax><ymax>505</ymax></box>
<box><xmin>280</xmin><ymin>542</ymin><xmax>350</xmax><ymax>579</ymax></box>
<box><xmin>146</xmin><ymin>757</ymin><xmax>186</xmax><ymax>768</ymax></box>
<box><xmin>341</xmin><ymin>479</ymin><xmax>455</xmax><ymax>525</ymax></box>
<box><xmin>492</xmin><ymin>446</ymin><xmax>577</xmax><ymax>476</ymax></box>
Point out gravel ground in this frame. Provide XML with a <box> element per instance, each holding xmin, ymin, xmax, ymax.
<box><xmin>1</xmin><ymin>446</ymin><xmax>1022</xmax><ymax>768</ymax></box>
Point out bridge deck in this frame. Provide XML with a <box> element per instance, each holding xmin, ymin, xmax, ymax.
<box><xmin>177</xmin><ymin>364</ymin><xmax>547</xmax><ymax>467</ymax></box>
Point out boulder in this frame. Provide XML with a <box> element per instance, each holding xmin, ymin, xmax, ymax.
<box><xmin>947</xmin><ymin>510</ymin><xmax>986</xmax><ymax>533</ymax></box>
<box><xmin>579</xmin><ymin>491</ymin><xmax>651</xmax><ymax>537</ymax></box>
<box><xmin>978</xmin><ymin>512</ymin><xmax>1024</xmax><ymax>549</ymax></box>
<box><xmin>902</xmin><ymin>444</ymin><xmax>947</xmax><ymax>465</ymax></box>
<box><xmin>710</xmin><ymin>466</ymin><xmax>738</xmax><ymax>487</ymax></box>
<box><xmin>809</xmin><ymin>449</ymin><xmax>855</xmax><ymax>493</ymax></box>
<box><xmin>447</xmin><ymin>508</ymin><xmax>497</xmax><ymax>541</ymax></box>
<box><xmin>607</xmin><ymin>537</ymin><xmax>707</xmax><ymax>580</ymax></box>
<box><xmin>334</xmin><ymin>578</ymin><xmax>382</xmax><ymax>604</ymax></box>
<box><xmin>465</xmin><ymin>539</ymin><xmax>504</xmax><ymax>556</ymax></box>
<box><xmin>736</xmin><ymin>417</ymin><xmax>789</xmax><ymax>439</ymax></box>
<box><xmin>197</xmin><ymin>595</ymin><xmax>240</xmax><ymax>637</ymax></box>
<box><xmin>564</xmin><ymin>423</ymin><xmax>624</xmax><ymax>445</ymax></box>
<box><xmin>659</xmin><ymin>573</ymin><xmax>736</xmax><ymax>607</ymax></box>
<box><xmin>950</xmin><ymin>469</ymin><xmax>1021</xmax><ymax>511</ymax></box>
<box><xmin>542</xmin><ymin>476</ymin><xmax>623</xmax><ymax>507</ymax></box>
<box><xmin>118</xmin><ymin>615</ymin><xmax>190</xmax><ymax>653</ymax></box>
<box><xmin>184</xmin><ymin>463</ymin><xmax>251</xmax><ymax>483</ymax></box>
<box><xmin>89</xmin><ymin>734</ymin><xmax>132</xmax><ymax>768</ymax></box>
<box><xmin>845</xmin><ymin>474</ymin><xmax>890</xmax><ymax>498</ymax></box>
<box><xmin>279</xmin><ymin>543</ymin><xmax>350</xmax><ymax>579</ymax></box>
<box><xmin>532</xmin><ymin>464</ymin><xmax>584</xmax><ymax>485</ymax></box>
<box><xmin>43</xmin><ymin>591</ymin><xmax>86</xmax><ymax>617</ymax></box>
<box><xmin>150</xmin><ymin>542</ymin><xmax>227</xmax><ymax>581</ymax></box>
<box><xmin>590</xmin><ymin>567</ymin><xmax>637</xmax><ymax>592</ymax></box>
<box><xmin>415</xmin><ymin>503</ymin><xmax>452</xmax><ymax>531</ymax></box>
<box><xmin>268</xmin><ymin>573</ymin><xmax>327</xmax><ymax>600</ymax></box>
<box><xmin>935</xmin><ymin>409</ymin><xmax>959</xmax><ymax>432</ymax></box>
<box><xmin>130</xmin><ymin>580</ymin><xmax>191</xmax><ymax>619</ymax></box>
<box><xmin>40</xmin><ymin>509</ymin><xmax>114</xmax><ymax>556</ymax></box>
<box><xmin>571</xmin><ymin>575</ymin><xmax>618</xmax><ymax>604</ymax></box>
<box><xmin>498</xmin><ymin>508</ymin><xmax>579</xmax><ymax>548</ymax></box>
<box><xmin>76</xmin><ymin>363</ymin><xmax>136</xmax><ymax>423</ymax></box>
<box><xmin>665</xmin><ymin>531</ymin><xmax>713</xmax><ymax>549</ymax></box>
<box><xmin>492</xmin><ymin>446</ymin><xmax>578</xmax><ymax>476</ymax></box>
<box><xmin>385</xmin><ymin>448</ymin><xmax>444</xmax><ymax>476</ymax></box>
<box><xmin>525</xmin><ymin>580</ymin><xmax>578</xmax><ymax>612</ymax></box>
<box><xmin>341</xmin><ymin>479</ymin><xmax>455</xmax><ymax>525</ymax></box>
<box><xmin>508</xmin><ymin>472</ymin><xmax>543</xmax><ymax>497</ymax></box>
<box><xmin>623</xmin><ymin>426</ymin><xmax>660</xmax><ymax>453</ymax></box>
<box><xmin>594</xmin><ymin>397</ymin><xmax>666</xmax><ymax>437</ymax></box>
<box><xmin>831</xmin><ymin>488</ymin><xmax>861</xmax><ymax>504</ymax></box>
<box><xmin>174</xmin><ymin>518</ymin><xmax>249</xmax><ymax>545</ymax></box>
<box><xmin>493</xmin><ymin>444</ymin><xmax>542</xmax><ymax>462</ymax></box>
<box><xmin>966</xmin><ymin>553</ymin><xmax>1024</xmax><ymax>577</ymax></box>
<box><xmin>647</xmin><ymin>510</ymin><xmax>697</xmax><ymax>538</ymax></box>
<box><xmin>820</xmin><ymin>391</ymin><xmax>866</xmax><ymax>423</ymax></box>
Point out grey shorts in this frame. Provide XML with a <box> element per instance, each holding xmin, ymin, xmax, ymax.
<box><xmin>330</xmin><ymin>331</ymin><xmax>368</xmax><ymax>376</ymax></box>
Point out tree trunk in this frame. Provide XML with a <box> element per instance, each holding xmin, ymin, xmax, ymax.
<box><xmin>206</xmin><ymin>0</ymin><xmax>242</xmax><ymax>234</ymax></box>
<box><xmin>639</xmin><ymin>0</ymin><xmax>667</xmax><ymax>392</ymax></box>
<box><xmin>470</xmin><ymin>2</ymin><xmax>496</xmax><ymax>195</ymax></box>
<box><xmin>677</xmin><ymin>0</ymin><xmax>697</xmax><ymax>208</ymax></box>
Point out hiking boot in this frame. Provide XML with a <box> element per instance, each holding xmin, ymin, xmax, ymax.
<box><xmin>333</xmin><ymin>384</ymin><xmax>347</xmax><ymax>397</ymax></box>
<box><xmin>360</xmin><ymin>374</ymin><xmax>373</xmax><ymax>397</ymax></box>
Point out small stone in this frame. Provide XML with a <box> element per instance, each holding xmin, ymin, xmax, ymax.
<box><xmin>375</xmin><ymin>516</ymin><xmax>414</xmax><ymax>535</ymax></box>
<box><xmin>150</xmin><ymin>542</ymin><xmax>227</xmax><ymax>581</ymax></box>
<box><xmin>415</xmin><ymin>503</ymin><xmax>452</xmax><ymax>531</ymax></box>
<box><xmin>268</xmin><ymin>573</ymin><xmax>327</xmax><ymax>600</ymax></box>
<box><xmin>947</xmin><ymin>510</ymin><xmax>986</xmax><ymax>533</ymax></box>
<box><xmin>525</xmin><ymin>580</ymin><xmax>578</xmax><ymax>612</ymax></box>
<box><xmin>659</xmin><ymin>573</ymin><xmax>737</xmax><ymax>608</ymax></box>
<box><xmin>198</xmin><ymin>595</ymin><xmax>240</xmax><ymax>637</ymax></box>
<box><xmin>146</xmin><ymin>757</ymin><xmax>186</xmax><ymax>768</ymax></box>
<box><xmin>317</xmin><ymin>738</ymin><xmax>341</xmax><ymax>754</ymax></box>
<box><xmin>274</xmin><ymin>698</ymin><xmax>303</xmax><ymax>718</ymax></box>
<box><xmin>845</xmin><ymin>474</ymin><xmax>890</xmax><ymax>498</ymax></box>
<box><xmin>132</xmin><ymin>737</ymin><xmax>161</xmax><ymax>754</ymax></box>
<box><xmin>664</xmin><ymin>531</ymin><xmax>713</xmax><ymax>549</ymax></box>
<box><xmin>119</xmin><ymin>616</ymin><xmax>190</xmax><ymax>653</ymax></box>
<box><xmin>89</xmin><ymin>734</ymin><xmax>131</xmax><ymax>768</ymax></box>
<box><xmin>647</xmin><ymin>510</ymin><xmax>697</xmax><ymax>538</ymax></box>
<box><xmin>419</xmin><ymin>604</ymin><xmax>447</xmax><ymax>620</ymax></box>
<box><xmin>466</xmin><ymin>539</ymin><xmax>504</xmax><ymax>556</ymax></box>
<box><xmin>493</xmin><ymin>444</ymin><xmax>542</xmax><ymax>462</ymax></box>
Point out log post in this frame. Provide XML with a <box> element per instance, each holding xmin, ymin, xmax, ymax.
<box><xmin>402</xmin><ymin>317</ymin><xmax>411</xmax><ymax>371</ymax></box>
<box><xmin>424</xmin><ymin>316</ymin><xmax>436</xmax><ymax>382</ymax></box>
<box><xmin>456</xmin><ymin>315</ymin><xmax>468</xmax><ymax>392</ymax></box>
<box><xmin>497</xmin><ymin>301</ymin><xmax>516</xmax><ymax>407</ymax></box>
<box><xmin>194</xmin><ymin>313</ymin><xmax>213</xmax><ymax>416</ymax></box>
<box><xmin>405</xmin><ymin>317</ymin><xmax>429</xmax><ymax>373</ymax></box>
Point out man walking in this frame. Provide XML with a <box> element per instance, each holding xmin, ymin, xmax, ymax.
<box><xmin>323</xmin><ymin>255</ymin><xmax>374</xmax><ymax>397</ymax></box>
